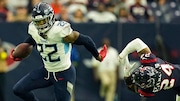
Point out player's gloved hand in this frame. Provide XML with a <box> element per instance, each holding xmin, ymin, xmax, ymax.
<box><xmin>98</xmin><ymin>44</ymin><xmax>107</xmax><ymax>62</ymax></box>
<box><xmin>119</xmin><ymin>55</ymin><xmax>137</xmax><ymax>77</ymax></box>
<box><xmin>10</xmin><ymin>49</ymin><xmax>22</xmax><ymax>61</ymax></box>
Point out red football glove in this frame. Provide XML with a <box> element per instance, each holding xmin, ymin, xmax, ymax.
<box><xmin>10</xmin><ymin>49</ymin><xmax>22</xmax><ymax>61</ymax></box>
<box><xmin>99</xmin><ymin>44</ymin><xmax>108</xmax><ymax>61</ymax></box>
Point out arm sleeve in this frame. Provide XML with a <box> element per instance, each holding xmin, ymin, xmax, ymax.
<box><xmin>73</xmin><ymin>34</ymin><xmax>99</xmax><ymax>59</ymax></box>
<box><xmin>23</xmin><ymin>35</ymin><xmax>36</xmax><ymax>46</ymax></box>
<box><xmin>119</xmin><ymin>38</ymin><xmax>148</xmax><ymax>58</ymax></box>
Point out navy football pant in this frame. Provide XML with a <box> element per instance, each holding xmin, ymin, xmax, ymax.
<box><xmin>13</xmin><ymin>65</ymin><xmax>76</xmax><ymax>101</ymax></box>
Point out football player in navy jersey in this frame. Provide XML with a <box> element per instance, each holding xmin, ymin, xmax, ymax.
<box><xmin>10</xmin><ymin>2</ymin><xmax>107</xmax><ymax>101</ymax></box>
<box><xmin>118</xmin><ymin>38</ymin><xmax>180</xmax><ymax>99</ymax></box>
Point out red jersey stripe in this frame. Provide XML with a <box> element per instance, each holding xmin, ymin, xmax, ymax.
<box><xmin>138</xmin><ymin>90</ymin><xmax>155</xmax><ymax>97</ymax></box>
<box><xmin>140</xmin><ymin>58</ymin><xmax>157</xmax><ymax>64</ymax></box>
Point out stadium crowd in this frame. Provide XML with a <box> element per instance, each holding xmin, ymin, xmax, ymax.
<box><xmin>0</xmin><ymin>0</ymin><xmax>179</xmax><ymax>23</ymax></box>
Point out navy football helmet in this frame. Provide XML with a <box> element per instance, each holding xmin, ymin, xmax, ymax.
<box><xmin>132</xmin><ymin>66</ymin><xmax>161</xmax><ymax>89</ymax></box>
<box><xmin>31</xmin><ymin>2</ymin><xmax>55</xmax><ymax>33</ymax></box>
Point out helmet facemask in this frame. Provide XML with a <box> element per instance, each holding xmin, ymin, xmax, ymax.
<box><xmin>32</xmin><ymin>13</ymin><xmax>55</xmax><ymax>33</ymax></box>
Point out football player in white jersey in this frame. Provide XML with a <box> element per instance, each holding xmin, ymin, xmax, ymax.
<box><xmin>10</xmin><ymin>2</ymin><xmax>107</xmax><ymax>101</ymax></box>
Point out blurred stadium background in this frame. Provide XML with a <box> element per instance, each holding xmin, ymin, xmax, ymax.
<box><xmin>0</xmin><ymin>0</ymin><xmax>180</xmax><ymax>101</ymax></box>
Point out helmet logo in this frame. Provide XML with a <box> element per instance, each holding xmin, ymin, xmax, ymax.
<box><xmin>44</xmin><ymin>9</ymin><xmax>49</xmax><ymax>14</ymax></box>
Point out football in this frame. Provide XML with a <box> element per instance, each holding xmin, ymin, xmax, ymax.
<box><xmin>12</xmin><ymin>43</ymin><xmax>33</xmax><ymax>58</ymax></box>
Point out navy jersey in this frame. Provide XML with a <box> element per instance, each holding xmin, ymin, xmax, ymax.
<box><xmin>137</xmin><ymin>53</ymin><xmax>180</xmax><ymax>96</ymax></box>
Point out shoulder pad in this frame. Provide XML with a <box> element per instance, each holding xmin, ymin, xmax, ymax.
<box><xmin>28</xmin><ymin>22</ymin><xmax>37</xmax><ymax>35</ymax></box>
<box><xmin>55</xmin><ymin>21</ymin><xmax>70</xmax><ymax>28</ymax></box>
<box><xmin>54</xmin><ymin>21</ymin><xmax>73</xmax><ymax>37</ymax></box>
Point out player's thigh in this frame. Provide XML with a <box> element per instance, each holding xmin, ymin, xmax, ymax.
<box><xmin>54</xmin><ymin>66</ymin><xmax>76</xmax><ymax>101</ymax></box>
<box><xmin>13</xmin><ymin>67</ymin><xmax>52</xmax><ymax>92</ymax></box>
